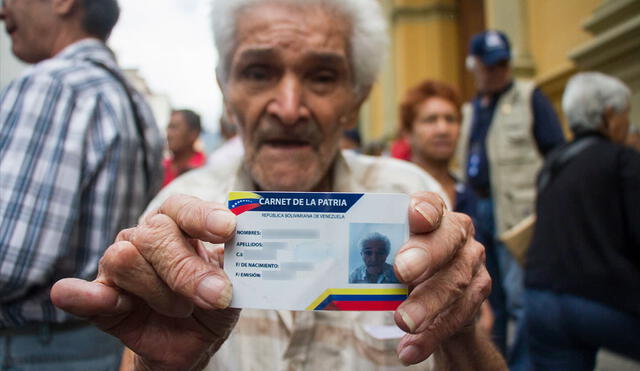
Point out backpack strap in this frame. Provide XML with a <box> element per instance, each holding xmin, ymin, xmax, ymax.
<box><xmin>537</xmin><ymin>136</ymin><xmax>601</xmax><ymax>192</ymax></box>
<box><xmin>87</xmin><ymin>60</ymin><xmax>151</xmax><ymax>190</ymax></box>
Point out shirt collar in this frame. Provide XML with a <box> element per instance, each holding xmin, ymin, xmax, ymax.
<box><xmin>54</xmin><ymin>38</ymin><xmax>117</xmax><ymax>67</ymax></box>
<box><xmin>475</xmin><ymin>80</ymin><xmax>514</xmax><ymax>105</ymax></box>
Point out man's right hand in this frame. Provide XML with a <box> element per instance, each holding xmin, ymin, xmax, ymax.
<box><xmin>51</xmin><ymin>195</ymin><xmax>239</xmax><ymax>371</ymax></box>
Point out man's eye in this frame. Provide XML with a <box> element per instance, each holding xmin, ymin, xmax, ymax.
<box><xmin>445</xmin><ymin>115</ymin><xmax>459</xmax><ymax>124</ymax></box>
<box><xmin>243</xmin><ymin>66</ymin><xmax>271</xmax><ymax>81</ymax></box>
<box><xmin>310</xmin><ymin>71</ymin><xmax>337</xmax><ymax>84</ymax></box>
<box><xmin>420</xmin><ymin>115</ymin><xmax>438</xmax><ymax>124</ymax></box>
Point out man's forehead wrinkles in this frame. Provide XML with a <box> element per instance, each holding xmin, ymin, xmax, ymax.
<box><xmin>234</xmin><ymin>3</ymin><xmax>350</xmax><ymax>59</ymax></box>
<box><xmin>236</xmin><ymin>47</ymin><xmax>277</xmax><ymax>62</ymax></box>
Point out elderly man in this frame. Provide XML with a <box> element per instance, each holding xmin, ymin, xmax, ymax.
<box><xmin>457</xmin><ymin>30</ymin><xmax>565</xmax><ymax>367</ymax></box>
<box><xmin>51</xmin><ymin>1</ymin><xmax>505</xmax><ymax>370</ymax></box>
<box><xmin>350</xmin><ymin>233</ymin><xmax>399</xmax><ymax>284</ymax></box>
<box><xmin>0</xmin><ymin>0</ymin><xmax>163</xmax><ymax>369</ymax></box>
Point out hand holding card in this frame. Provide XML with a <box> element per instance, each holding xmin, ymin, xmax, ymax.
<box><xmin>391</xmin><ymin>192</ymin><xmax>491</xmax><ymax>365</ymax></box>
<box><xmin>51</xmin><ymin>192</ymin><xmax>492</xmax><ymax>369</ymax></box>
<box><xmin>225</xmin><ymin>191</ymin><xmax>410</xmax><ymax>311</ymax></box>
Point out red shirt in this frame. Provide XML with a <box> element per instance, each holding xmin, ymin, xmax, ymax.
<box><xmin>390</xmin><ymin>137</ymin><xmax>411</xmax><ymax>161</ymax></box>
<box><xmin>162</xmin><ymin>151</ymin><xmax>206</xmax><ymax>187</ymax></box>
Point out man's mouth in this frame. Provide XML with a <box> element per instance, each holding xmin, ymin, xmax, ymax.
<box><xmin>5</xmin><ymin>25</ymin><xmax>16</xmax><ymax>35</ymax></box>
<box><xmin>262</xmin><ymin>138</ymin><xmax>312</xmax><ymax>149</ymax></box>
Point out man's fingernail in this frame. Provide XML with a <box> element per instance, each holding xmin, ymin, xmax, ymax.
<box><xmin>115</xmin><ymin>293</ymin><xmax>134</xmax><ymax>313</ymax></box>
<box><xmin>398</xmin><ymin>308</ymin><xmax>417</xmax><ymax>332</ymax></box>
<box><xmin>399</xmin><ymin>344</ymin><xmax>421</xmax><ymax>365</ymax></box>
<box><xmin>414</xmin><ymin>201</ymin><xmax>439</xmax><ymax>226</ymax></box>
<box><xmin>197</xmin><ymin>276</ymin><xmax>232</xmax><ymax>309</ymax></box>
<box><xmin>395</xmin><ymin>248</ymin><xmax>429</xmax><ymax>282</ymax></box>
<box><xmin>206</xmin><ymin>210</ymin><xmax>236</xmax><ymax>238</ymax></box>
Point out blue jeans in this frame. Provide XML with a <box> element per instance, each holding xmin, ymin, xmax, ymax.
<box><xmin>0</xmin><ymin>322</ymin><xmax>123</xmax><ymax>371</ymax></box>
<box><xmin>476</xmin><ymin>197</ymin><xmax>529</xmax><ymax>371</ymax></box>
<box><xmin>526</xmin><ymin>289</ymin><xmax>640</xmax><ymax>371</ymax></box>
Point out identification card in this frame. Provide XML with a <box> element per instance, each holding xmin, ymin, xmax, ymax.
<box><xmin>224</xmin><ymin>191</ymin><xmax>409</xmax><ymax>311</ymax></box>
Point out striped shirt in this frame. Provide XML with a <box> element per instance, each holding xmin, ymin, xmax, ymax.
<box><xmin>146</xmin><ymin>150</ymin><xmax>445</xmax><ymax>370</ymax></box>
<box><xmin>0</xmin><ymin>39</ymin><xmax>164</xmax><ymax>327</ymax></box>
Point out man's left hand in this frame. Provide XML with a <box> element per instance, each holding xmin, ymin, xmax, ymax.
<box><xmin>393</xmin><ymin>192</ymin><xmax>490</xmax><ymax>365</ymax></box>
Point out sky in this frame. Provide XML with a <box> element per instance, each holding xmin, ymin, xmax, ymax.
<box><xmin>109</xmin><ymin>0</ymin><xmax>222</xmax><ymax>133</ymax></box>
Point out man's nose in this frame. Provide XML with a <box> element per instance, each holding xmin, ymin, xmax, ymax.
<box><xmin>266</xmin><ymin>74</ymin><xmax>309</xmax><ymax>125</ymax></box>
<box><xmin>434</xmin><ymin>118</ymin><xmax>449</xmax><ymax>133</ymax></box>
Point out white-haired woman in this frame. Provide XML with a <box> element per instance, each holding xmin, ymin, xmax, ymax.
<box><xmin>524</xmin><ymin>72</ymin><xmax>640</xmax><ymax>371</ymax></box>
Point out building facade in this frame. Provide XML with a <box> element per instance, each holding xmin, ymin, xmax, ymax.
<box><xmin>361</xmin><ymin>0</ymin><xmax>639</xmax><ymax>143</ymax></box>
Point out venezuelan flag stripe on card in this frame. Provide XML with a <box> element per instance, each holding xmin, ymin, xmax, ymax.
<box><xmin>228</xmin><ymin>192</ymin><xmax>263</xmax><ymax>215</ymax></box>
<box><xmin>307</xmin><ymin>288</ymin><xmax>408</xmax><ymax>311</ymax></box>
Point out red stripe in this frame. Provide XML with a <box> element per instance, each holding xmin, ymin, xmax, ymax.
<box><xmin>330</xmin><ymin>300</ymin><xmax>403</xmax><ymax>311</ymax></box>
<box><xmin>230</xmin><ymin>203</ymin><xmax>260</xmax><ymax>215</ymax></box>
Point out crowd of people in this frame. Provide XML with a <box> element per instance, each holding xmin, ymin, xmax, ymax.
<box><xmin>0</xmin><ymin>0</ymin><xmax>638</xmax><ymax>371</ymax></box>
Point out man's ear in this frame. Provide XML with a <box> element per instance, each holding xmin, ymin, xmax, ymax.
<box><xmin>601</xmin><ymin>106</ymin><xmax>614</xmax><ymax>132</ymax></box>
<box><xmin>52</xmin><ymin>0</ymin><xmax>77</xmax><ymax>16</ymax></box>
<box><xmin>341</xmin><ymin>85</ymin><xmax>373</xmax><ymax>130</ymax></box>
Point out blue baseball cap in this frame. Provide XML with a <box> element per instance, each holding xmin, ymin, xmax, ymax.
<box><xmin>469</xmin><ymin>30</ymin><xmax>511</xmax><ymax>66</ymax></box>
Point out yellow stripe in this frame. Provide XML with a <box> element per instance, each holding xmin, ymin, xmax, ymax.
<box><xmin>327</xmin><ymin>288</ymin><xmax>408</xmax><ymax>295</ymax></box>
<box><xmin>305</xmin><ymin>288</ymin><xmax>408</xmax><ymax>310</ymax></box>
<box><xmin>228</xmin><ymin>191</ymin><xmax>261</xmax><ymax>201</ymax></box>
<box><xmin>306</xmin><ymin>289</ymin><xmax>332</xmax><ymax>310</ymax></box>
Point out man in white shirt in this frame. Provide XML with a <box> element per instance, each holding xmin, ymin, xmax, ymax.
<box><xmin>51</xmin><ymin>1</ymin><xmax>505</xmax><ymax>370</ymax></box>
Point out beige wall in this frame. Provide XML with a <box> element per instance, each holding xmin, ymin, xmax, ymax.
<box><xmin>362</xmin><ymin>0</ymin><xmax>462</xmax><ymax>142</ymax></box>
<box><xmin>527</xmin><ymin>0</ymin><xmax>601</xmax><ymax>81</ymax></box>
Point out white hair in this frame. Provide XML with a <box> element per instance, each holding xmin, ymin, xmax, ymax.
<box><xmin>562</xmin><ymin>72</ymin><xmax>631</xmax><ymax>134</ymax></box>
<box><xmin>211</xmin><ymin>0</ymin><xmax>388</xmax><ymax>97</ymax></box>
<box><xmin>360</xmin><ymin>232</ymin><xmax>390</xmax><ymax>254</ymax></box>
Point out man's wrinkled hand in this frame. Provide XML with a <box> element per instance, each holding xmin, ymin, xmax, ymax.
<box><xmin>51</xmin><ymin>194</ymin><xmax>240</xmax><ymax>371</ymax></box>
<box><xmin>393</xmin><ymin>192</ymin><xmax>491</xmax><ymax>365</ymax></box>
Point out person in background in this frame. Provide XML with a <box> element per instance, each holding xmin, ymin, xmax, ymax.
<box><xmin>390</xmin><ymin>136</ymin><xmax>412</xmax><ymax>161</ymax></box>
<box><xmin>401</xmin><ymin>80</ymin><xmax>472</xmax><ymax>213</ymax></box>
<box><xmin>50</xmin><ymin>0</ymin><xmax>506</xmax><ymax>370</ymax></box>
<box><xmin>0</xmin><ymin>0</ymin><xmax>163</xmax><ymax>369</ymax></box>
<box><xmin>401</xmin><ymin>79</ymin><xmax>494</xmax><ymax>335</ymax></box>
<box><xmin>525</xmin><ymin>72</ymin><xmax>640</xmax><ymax>371</ymax></box>
<box><xmin>455</xmin><ymin>30</ymin><xmax>565</xmax><ymax>368</ymax></box>
<box><xmin>163</xmin><ymin>109</ymin><xmax>206</xmax><ymax>186</ymax></box>
<box><xmin>340</xmin><ymin>128</ymin><xmax>361</xmax><ymax>152</ymax></box>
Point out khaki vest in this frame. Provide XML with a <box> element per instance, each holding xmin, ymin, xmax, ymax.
<box><xmin>455</xmin><ymin>80</ymin><xmax>541</xmax><ymax>235</ymax></box>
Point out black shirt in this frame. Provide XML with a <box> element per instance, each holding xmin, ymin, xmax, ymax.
<box><xmin>525</xmin><ymin>133</ymin><xmax>640</xmax><ymax>317</ymax></box>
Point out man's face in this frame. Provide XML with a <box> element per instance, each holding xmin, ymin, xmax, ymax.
<box><xmin>166</xmin><ymin>112</ymin><xmax>198</xmax><ymax>154</ymax></box>
<box><xmin>471</xmin><ymin>58</ymin><xmax>511</xmax><ymax>94</ymax></box>
<box><xmin>361</xmin><ymin>240</ymin><xmax>389</xmax><ymax>270</ymax></box>
<box><xmin>223</xmin><ymin>2</ymin><xmax>362</xmax><ymax>191</ymax></box>
<box><xmin>0</xmin><ymin>0</ymin><xmax>59</xmax><ymax>63</ymax></box>
<box><xmin>409</xmin><ymin>97</ymin><xmax>460</xmax><ymax>163</ymax></box>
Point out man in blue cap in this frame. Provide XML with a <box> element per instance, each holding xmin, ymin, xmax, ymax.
<box><xmin>455</xmin><ymin>30</ymin><xmax>565</xmax><ymax>370</ymax></box>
